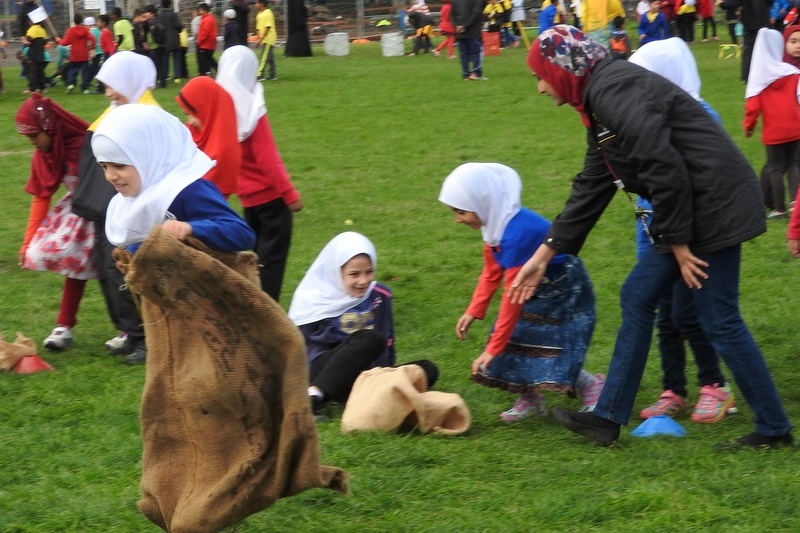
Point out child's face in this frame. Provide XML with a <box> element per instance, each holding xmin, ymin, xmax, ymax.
<box><xmin>787</xmin><ymin>31</ymin><xmax>800</xmax><ymax>59</ymax></box>
<box><xmin>650</xmin><ymin>0</ymin><xmax>660</xmax><ymax>11</ymax></box>
<box><xmin>450</xmin><ymin>208</ymin><xmax>482</xmax><ymax>229</ymax></box>
<box><xmin>26</xmin><ymin>131</ymin><xmax>53</xmax><ymax>152</ymax></box>
<box><xmin>105</xmin><ymin>86</ymin><xmax>129</xmax><ymax>106</ymax></box>
<box><xmin>184</xmin><ymin>112</ymin><xmax>203</xmax><ymax>130</ymax></box>
<box><xmin>341</xmin><ymin>254</ymin><xmax>375</xmax><ymax>298</ymax></box>
<box><xmin>100</xmin><ymin>162</ymin><xmax>142</xmax><ymax>196</ymax></box>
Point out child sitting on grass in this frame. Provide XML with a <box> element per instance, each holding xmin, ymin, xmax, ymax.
<box><xmin>288</xmin><ymin>232</ymin><xmax>437</xmax><ymax>421</ymax></box>
<box><xmin>439</xmin><ymin>162</ymin><xmax>605</xmax><ymax>422</ymax></box>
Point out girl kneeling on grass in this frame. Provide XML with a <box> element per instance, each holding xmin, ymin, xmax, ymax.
<box><xmin>439</xmin><ymin>162</ymin><xmax>605</xmax><ymax>423</ymax></box>
<box><xmin>90</xmin><ymin>104</ymin><xmax>255</xmax><ymax>254</ymax></box>
<box><xmin>288</xmin><ymin>232</ymin><xmax>438</xmax><ymax>421</ymax></box>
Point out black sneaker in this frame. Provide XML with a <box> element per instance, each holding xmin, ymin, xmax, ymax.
<box><xmin>123</xmin><ymin>345</ymin><xmax>147</xmax><ymax>365</ymax></box>
<box><xmin>311</xmin><ymin>396</ymin><xmax>329</xmax><ymax>422</ymax></box>
<box><xmin>715</xmin><ymin>432</ymin><xmax>794</xmax><ymax>451</ymax></box>
<box><xmin>552</xmin><ymin>406</ymin><xmax>620</xmax><ymax>447</ymax></box>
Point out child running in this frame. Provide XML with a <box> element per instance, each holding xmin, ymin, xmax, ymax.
<box><xmin>288</xmin><ymin>232</ymin><xmax>437</xmax><ymax>421</ymax></box>
<box><xmin>15</xmin><ymin>94</ymin><xmax>95</xmax><ymax>351</ymax></box>
<box><xmin>744</xmin><ymin>27</ymin><xmax>800</xmax><ymax>220</ymax></box>
<box><xmin>438</xmin><ymin>162</ymin><xmax>605</xmax><ymax>422</ymax></box>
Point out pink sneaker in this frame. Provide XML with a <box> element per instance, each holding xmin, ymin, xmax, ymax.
<box><xmin>499</xmin><ymin>393</ymin><xmax>547</xmax><ymax>422</ymax></box>
<box><xmin>691</xmin><ymin>384</ymin><xmax>737</xmax><ymax>423</ymax></box>
<box><xmin>639</xmin><ymin>390</ymin><xmax>685</xmax><ymax>420</ymax></box>
<box><xmin>578</xmin><ymin>373</ymin><xmax>605</xmax><ymax>412</ymax></box>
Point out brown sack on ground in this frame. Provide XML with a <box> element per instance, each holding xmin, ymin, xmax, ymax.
<box><xmin>118</xmin><ymin>226</ymin><xmax>348</xmax><ymax>533</ymax></box>
<box><xmin>0</xmin><ymin>333</ymin><xmax>37</xmax><ymax>371</ymax></box>
<box><xmin>341</xmin><ymin>365</ymin><xmax>471</xmax><ymax>436</ymax></box>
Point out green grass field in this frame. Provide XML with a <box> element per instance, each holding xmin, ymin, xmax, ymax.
<box><xmin>1</xmin><ymin>37</ymin><xmax>799</xmax><ymax>532</ymax></box>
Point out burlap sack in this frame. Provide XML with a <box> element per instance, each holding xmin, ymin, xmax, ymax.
<box><xmin>118</xmin><ymin>226</ymin><xmax>348</xmax><ymax>533</ymax></box>
<box><xmin>0</xmin><ymin>333</ymin><xmax>37</xmax><ymax>371</ymax></box>
<box><xmin>341</xmin><ymin>365</ymin><xmax>471</xmax><ymax>436</ymax></box>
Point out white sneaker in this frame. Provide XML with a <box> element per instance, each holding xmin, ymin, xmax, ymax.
<box><xmin>44</xmin><ymin>327</ymin><xmax>73</xmax><ymax>351</ymax></box>
<box><xmin>104</xmin><ymin>332</ymin><xmax>128</xmax><ymax>353</ymax></box>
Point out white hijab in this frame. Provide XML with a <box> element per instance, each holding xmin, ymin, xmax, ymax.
<box><xmin>438</xmin><ymin>163</ymin><xmax>522</xmax><ymax>247</ymax></box>
<box><xmin>216</xmin><ymin>45</ymin><xmax>266</xmax><ymax>141</ymax></box>
<box><xmin>95</xmin><ymin>51</ymin><xmax>157</xmax><ymax>106</ymax></box>
<box><xmin>288</xmin><ymin>232</ymin><xmax>378</xmax><ymax>326</ymax></box>
<box><xmin>92</xmin><ymin>105</ymin><xmax>214</xmax><ymax>247</ymax></box>
<box><xmin>746</xmin><ymin>27</ymin><xmax>800</xmax><ymax>99</ymax></box>
<box><xmin>630</xmin><ymin>37</ymin><xmax>701</xmax><ymax>100</ymax></box>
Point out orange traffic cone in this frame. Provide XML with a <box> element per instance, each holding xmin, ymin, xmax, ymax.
<box><xmin>12</xmin><ymin>354</ymin><xmax>55</xmax><ymax>374</ymax></box>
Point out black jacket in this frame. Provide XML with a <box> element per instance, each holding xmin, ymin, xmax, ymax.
<box><xmin>451</xmin><ymin>0</ymin><xmax>484</xmax><ymax>39</ymax></box>
<box><xmin>157</xmin><ymin>8</ymin><xmax>183</xmax><ymax>50</ymax></box>
<box><xmin>546</xmin><ymin>58</ymin><xmax>766</xmax><ymax>256</ymax></box>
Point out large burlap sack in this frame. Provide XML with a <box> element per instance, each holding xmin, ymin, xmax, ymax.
<box><xmin>0</xmin><ymin>333</ymin><xmax>37</xmax><ymax>371</ymax></box>
<box><xmin>341</xmin><ymin>365</ymin><xmax>471</xmax><ymax>436</ymax></box>
<box><xmin>118</xmin><ymin>226</ymin><xmax>348</xmax><ymax>533</ymax></box>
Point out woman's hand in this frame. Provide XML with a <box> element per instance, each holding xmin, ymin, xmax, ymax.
<box><xmin>455</xmin><ymin>313</ymin><xmax>475</xmax><ymax>340</ymax></box>
<box><xmin>671</xmin><ymin>244</ymin><xmax>709</xmax><ymax>288</ymax></box>
<box><xmin>162</xmin><ymin>220</ymin><xmax>193</xmax><ymax>241</ymax></box>
<box><xmin>508</xmin><ymin>244</ymin><xmax>557</xmax><ymax>304</ymax></box>
<box><xmin>471</xmin><ymin>351</ymin><xmax>495</xmax><ymax>374</ymax></box>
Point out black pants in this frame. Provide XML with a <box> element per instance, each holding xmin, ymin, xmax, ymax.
<box><xmin>310</xmin><ymin>329</ymin><xmax>386</xmax><ymax>403</ymax></box>
<box><xmin>741</xmin><ymin>28</ymin><xmax>758</xmax><ymax>81</ymax></box>
<box><xmin>197</xmin><ymin>48</ymin><xmax>217</xmax><ymax>76</ymax></box>
<box><xmin>93</xmin><ymin>228</ymin><xmax>145</xmax><ymax>347</ymax></box>
<box><xmin>761</xmin><ymin>141</ymin><xmax>800</xmax><ymax>212</ymax></box>
<box><xmin>244</xmin><ymin>198</ymin><xmax>293</xmax><ymax>302</ymax></box>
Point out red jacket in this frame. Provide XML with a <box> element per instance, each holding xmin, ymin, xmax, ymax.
<box><xmin>744</xmin><ymin>74</ymin><xmax>800</xmax><ymax>145</ymax></box>
<box><xmin>237</xmin><ymin>116</ymin><xmax>300</xmax><ymax>209</ymax></box>
<box><xmin>196</xmin><ymin>12</ymin><xmax>218</xmax><ymax>50</ymax></box>
<box><xmin>100</xmin><ymin>28</ymin><xmax>116</xmax><ymax>55</ymax></box>
<box><xmin>60</xmin><ymin>24</ymin><xmax>96</xmax><ymax>62</ymax></box>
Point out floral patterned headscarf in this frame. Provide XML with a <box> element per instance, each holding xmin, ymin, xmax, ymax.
<box><xmin>527</xmin><ymin>25</ymin><xmax>608</xmax><ymax>113</ymax></box>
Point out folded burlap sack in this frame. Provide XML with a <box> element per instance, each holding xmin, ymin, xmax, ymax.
<box><xmin>118</xmin><ymin>226</ymin><xmax>348</xmax><ymax>533</ymax></box>
<box><xmin>0</xmin><ymin>333</ymin><xmax>37</xmax><ymax>371</ymax></box>
<box><xmin>341</xmin><ymin>365</ymin><xmax>471</xmax><ymax>435</ymax></box>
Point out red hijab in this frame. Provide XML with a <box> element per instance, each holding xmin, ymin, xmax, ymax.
<box><xmin>176</xmin><ymin>77</ymin><xmax>242</xmax><ymax>196</ymax></box>
<box><xmin>527</xmin><ymin>25</ymin><xmax>608</xmax><ymax>123</ymax></box>
<box><xmin>783</xmin><ymin>25</ymin><xmax>800</xmax><ymax>69</ymax></box>
<box><xmin>15</xmin><ymin>93</ymin><xmax>89</xmax><ymax>198</ymax></box>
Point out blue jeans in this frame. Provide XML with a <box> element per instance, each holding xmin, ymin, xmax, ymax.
<box><xmin>457</xmin><ymin>37</ymin><xmax>482</xmax><ymax>78</ymax></box>
<box><xmin>593</xmin><ymin>244</ymin><xmax>792</xmax><ymax>436</ymax></box>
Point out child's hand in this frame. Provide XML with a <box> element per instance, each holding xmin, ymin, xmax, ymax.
<box><xmin>471</xmin><ymin>351</ymin><xmax>494</xmax><ymax>374</ymax></box>
<box><xmin>455</xmin><ymin>313</ymin><xmax>475</xmax><ymax>340</ymax></box>
<box><xmin>287</xmin><ymin>197</ymin><xmax>304</xmax><ymax>212</ymax></box>
<box><xmin>744</xmin><ymin>129</ymin><xmax>753</xmax><ymax>138</ymax></box>
<box><xmin>162</xmin><ymin>220</ymin><xmax>193</xmax><ymax>241</ymax></box>
<box><xmin>789</xmin><ymin>239</ymin><xmax>800</xmax><ymax>258</ymax></box>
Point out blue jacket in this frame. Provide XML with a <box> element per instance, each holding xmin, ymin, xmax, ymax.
<box><xmin>638</xmin><ymin>12</ymin><xmax>670</xmax><ymax>45</ymax></box>
<box><xmin>298</xmin><ymin>283</ymin><xmax>396</xmax><ymax>367</ymax></box>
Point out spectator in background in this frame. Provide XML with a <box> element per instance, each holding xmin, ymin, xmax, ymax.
<box><xmin>452</xmin><ymin>0</ymin><xmax>485</xmax><ymax>80</ymax></box>
<box><xmin>195</xmin><ymin>2</ymin><xmax>218</xmax><ymax>76</ymax></box>
<box><xmin>638</xmin><ymin>0</ymin><xmax>671</xmax><ymax>44</ymax></box>
<box><xmin>230</xmin><ymin>0</ymin><xmax>251</xmax><ymax>43</ymax></box>
<box><xmin>741</xmin><ymin>0</ymin><xmax>771</xmax><ymax>80</ymax></box>
<box><xmin>255</xmin><ymin>0</ymin><xmax>278</xmax><ymax>80</ymax></box>
<box><xmin>717</xmin><ymin>0</ymin><xmax>742</xmax><ymax>45</ymax></box>
<box><xmin>111</xmin><ymin>7</ymin><xmax>135</xmax><ymax>51</ymax></box>
<box><xmin>154</xmin><ymin>0</ymin><xmax>184</xmax><ymax>86</ymax></box>
<box><xmin>223</xmin><ymin>9</ymin><xmax>246</xmax><ymax>49</ymax></box>
<box><xmin>60</xmin><ymin>14</ymin><xmax>96</xmax><ymax>94</ymax></box>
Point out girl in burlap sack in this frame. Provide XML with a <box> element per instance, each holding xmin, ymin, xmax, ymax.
<box><xmin>439</xmin><ymin>162</ymin><xmax>605</xmax><ymax>423</ymax></box>
<box><xmin>15</xmin><ymin>94</ymin><xmax>95</xmax><ymax>352</ymax></box>
<box><xmin>90</xmin><ymin>104</ymin><xmax>255</xmax><ymax>256</ymax></box>
<box><xmin>288</xmin><ymin>232</ymin><xmax>438</xmax><ymax>421</ymax></box>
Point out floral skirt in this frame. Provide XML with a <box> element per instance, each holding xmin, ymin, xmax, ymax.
<box><xmin>23</xmin><ymin>178</ymin><xmax>97</xmax><ymax>280</ymax></box>
<box><xmin>471</xmin><ymin>255</ymin><xmax>596</xmax><ymax>395</ymax></box>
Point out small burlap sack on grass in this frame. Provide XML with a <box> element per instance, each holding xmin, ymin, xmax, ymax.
<box><xmin>0</xmin><ymin>333</ymin><xmax>37</xmax><ymax>371</ymax></box>
<box><xmin>341</xmin><ymin>365</ymin><xmax>471</xmax><ymax>435</ymax></box>
<box><xmin>117</xmin><ymin>226</ymin><xmax>348</xmax><ymax>533</ymax></box>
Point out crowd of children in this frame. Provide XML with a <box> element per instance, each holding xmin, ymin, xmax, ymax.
<box><xmin>14</xmin><ymin>0</ymin><xmax>280</xmax><ymax>95</ymax></box>
<box><xmin>11</xmin><ymin>4</ymin><xmax>800</xmax><ymax>452</ymax></box>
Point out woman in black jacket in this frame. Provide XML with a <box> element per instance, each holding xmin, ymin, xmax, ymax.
<box><xmin>509</xmin><ymin>25</ymin><xmax>793</xmax><ymax>450</ymax></box>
